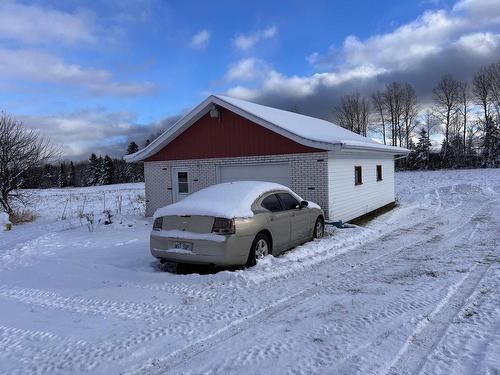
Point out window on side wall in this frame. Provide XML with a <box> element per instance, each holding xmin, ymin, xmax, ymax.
<box><xmin>354</xmin><ymin>166</ymin><xmax>363</xmax><ymax>186</ymax></box>
<box><xmin>376</xmin><ymin>165</ymin><xmax>383</xmax><ymax>181</ymax></box>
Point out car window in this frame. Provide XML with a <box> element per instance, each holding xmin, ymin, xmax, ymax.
<box><xmin>261</xmin><ymin>194</ymin><xmax>283</xmax><ymax>212</ymax></box>
<box><xmin>277</xmin><ymin>193</ymin><xmax>299</xmax><ymax>210</ymax></box>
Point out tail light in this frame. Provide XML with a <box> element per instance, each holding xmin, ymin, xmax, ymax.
<box><xmin>153</xmin><ymin>217</ymin><xmax>163</xmax><ymax>231</ymax></box>
<box><xmin>212</xmin><ymin>217</ymin><xmax>235</xmax><ymax>234</ymax></box>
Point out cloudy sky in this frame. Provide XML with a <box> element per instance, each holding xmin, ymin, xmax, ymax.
<box><xmin>1</xmin><ymin>0</ymin><xmax>499</xmax><ymax>160</ymax></box>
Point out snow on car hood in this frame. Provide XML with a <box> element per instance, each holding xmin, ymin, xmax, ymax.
<box><xmin>153</xmin><ymin>181</ymin><xmax>316</xmax><ymax>219</ymax></box>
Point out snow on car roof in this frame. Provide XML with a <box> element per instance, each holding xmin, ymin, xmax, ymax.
<box><xmin>154</xmin><ymin>181</ymin><xmax>295</xmax><ymax>219</ymax></box>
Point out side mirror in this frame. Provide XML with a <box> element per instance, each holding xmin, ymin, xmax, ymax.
<box><xmin>299</xmin><ymin>200</ymin><xmax>309</xmax><ymax>209</ymax></box>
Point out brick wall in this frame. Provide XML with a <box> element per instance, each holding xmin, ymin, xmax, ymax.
<box><xmin>143</xmin><ymin>152</ymin><xmax>329</xmax><ymax>217</ymax></box>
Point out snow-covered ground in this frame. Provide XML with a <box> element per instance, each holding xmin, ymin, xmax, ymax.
<box><xmin>0</xmin><ymin>170</ymin><xmax>499</xmax><ymax>375</ymax></box>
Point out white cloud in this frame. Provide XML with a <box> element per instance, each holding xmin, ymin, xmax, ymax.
<box><xmin>190</xmin><ymin>29</ymin><xmax>210</xmax><ymax>49</ymax></box>
<box><xmin>226</xmin><ymin>64</ymin><xmax>385</xmax><ymax>101</ymax></box>
<box><xmin>0</xmin><ymin>1</ymin><xmax>97</xmax><ymax>45</ymax></box>
<box><xmin>88</xmin><ymin>82</ymin><xmax>157</xmax><ymax>97</ymax></box>
<box><xmin>20</xmin><ymin>109</ymin><xmax>181</xmax><ymax>160</ymax></box>
<box><xmin>234</xmin><ymin>25</ymin><xmax>278</xmax><ymax>50</ymax></box>
<box><xmin>20</xmin><ymin>110</ymin><xmax>140</xmax><ymax>159</ymax></box>
<box><xmin>0</xmin><ymin>48</ymin><xmax>155</xmax><ymax>96</ymax></box>
<box><xmin>224</xmin><ymin>58</ymin><xmax>271</xmax><ymax>81</ymax></box>
<box><xmin>454</xmin><ymin>32</ymin><xmax>500</xmax><ymax>54</ymax></box>
<box><xmin>225</xmin><ymin>0</ymin><xmax>500</xmax><ymax>118</ymax></box>
<box><xmin>453</xmin><ymin>0</ymin><xmax>500</xmax><ymax>23</ymax></box>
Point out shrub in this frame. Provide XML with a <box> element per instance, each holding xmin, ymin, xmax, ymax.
<box><xmin>10</xmin><ymin>209</ymin><xmax>38</xmax><ymax>224</ymax></box>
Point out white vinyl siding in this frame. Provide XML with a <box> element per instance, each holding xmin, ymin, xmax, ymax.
<box><xmin>327</xmin><ymin>154</ymin><xmax>395</xmax><ymax>222</ymax></box>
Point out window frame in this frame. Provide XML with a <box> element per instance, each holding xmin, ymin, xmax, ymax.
<box><xmin>354</xmin><ymin>166</ymin><xmax>363</xmax><ymax>186</ymax></box>
<box><xmin>376</xmin><ymin>165</ymin><xmax>383</xmax><ymax>181</ymax></box>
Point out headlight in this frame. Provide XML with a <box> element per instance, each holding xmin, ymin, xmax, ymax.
<box><xmin>211</xmin><ymin>217</ymin><xmax>235</xmax><ymax>234</ymax></box>
<box><xmin>153</xmin><ymin>217</ymin><xmax>163</xmax><ymax>231</ymax></box>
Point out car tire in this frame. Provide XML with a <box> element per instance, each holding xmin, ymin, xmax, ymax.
<box><xmin>313</xmin><ymin>217</ymin><xmax>324</xmax><ymax>239</ymax></box>
<box><xmin>246</xmin><ymin>233</ymin><xmax>271</xmax><ymax>267</ymax></box>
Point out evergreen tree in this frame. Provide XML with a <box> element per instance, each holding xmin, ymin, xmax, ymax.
<box><xmin>68</xmin><ymin>161</ymin><xmax>76</xmax><ymax>187</ymax></box>
<box><xmin>448</xmin><ymin>133</ymin><xmax>464</xmax><ymax>168</ymax></box>
<box><xmin>95</xmin><ymin>155</ymin><xmax>104</xmax><ymax>185</ymax></box>
<box><xmin>58</xmin><ymin>163</ymin><xmax>67</xmax><ymax>188</ymax></box>
<box><xmin>414</xmin><ymin>128</ymin><xmax>432</xmax><ymax>169</ymax></box>
<box><xmin>481</xmin><ymin>118</ymin><xmax>500</xmax><ymax>168</ymax></box>
<box><xmin>101</xmin><ymin>155</ymin><xmax>115</xmax><ymax>185</ymax></box>
<box><xmin>439</xmin><ymin>139</ymin><xmax>451</xmax><ymax>168</ymax></box>
<box><xmin>86</xmin><ymin>153</ymin><xmax>101</xmax><ymax>185</ymax></box>
<box><xmin>42</xmin><ymin>164</ymin><xmax>55</xmax><ymax>188</ymax></box>
<box><xmin>127</xmin><ymin>141</ymin><xmax>139</xmax><ymax>155</ymax></box>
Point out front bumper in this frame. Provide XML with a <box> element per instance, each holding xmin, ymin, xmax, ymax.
<box><xmin>150</xmin><ymin>231</ymin><xmax>253</xmax><ymax>266</ymax></box>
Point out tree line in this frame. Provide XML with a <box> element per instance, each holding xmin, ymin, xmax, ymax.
<box><xmin>21</xmin><ymin>142</ymin><xmax>144</xmax><ymax>189</ymax></box>
<box><xmin>333</xmin><ymin>60</ymin><xmax>500</xmax><ymax>169</ymax></box>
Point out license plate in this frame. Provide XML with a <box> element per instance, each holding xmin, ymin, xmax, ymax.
<box><xmin>174</xmin><ymin>241</ymin><xmax>193</xmax><ymax>251</ymax></box>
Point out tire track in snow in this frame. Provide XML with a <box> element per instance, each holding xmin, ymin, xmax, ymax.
<box><xmin>0</xmin><ymin>286</ymin><xmax>185</xmax><ymax>322</ymax></box>
<box><xmin>178</xmin><ymin>284</ymin><xmax>445</xmax><ymax>375</ymax></box>
<box><xmin>384</xmin><ymin>258</ymin><xmax>494</xmax><ymax>375</ymax></box>
<box><xmin>383</xmin><ymin>203</ymin><xmax>500</xmax><ymax>375</ymax></box>
<box><xmin>130</xmin><ymin>197</ymin><xmax>495</xmax><ymax>375</ymax></box>
<box><xmin>123</xmin><ymin>281</ymin><xmax>221</xmax><ymax>302</ymax></box>
<box><xmin>283</xmin><ymin>207</ymin><xmax>489</xmax><ymax>375</ymax></box>
<box><xmin>419</xmin><ymin>260</ymin><xmax>500</xmax><ymax>374</ymax></box>
<box><xmin>0</xmin><ymin>325</ymin><xmax>103</xmax><ymax>375</ymax></box>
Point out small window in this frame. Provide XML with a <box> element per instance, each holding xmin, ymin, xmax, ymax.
<box><xmin>376</xmin><ymin>165</ymin><xmax>383</xmax><ymax>181</ymax></box>
<box><xmin>261</xmin><ymin>194</ymin><xmax>282</xmax><ymax>212</ymax></box>
<box><xmin>354</xmin><ymin>166</ymin><xmax>363</xmax><ymax>186</ymax></box>
<box><xmin>277</xmin><ymin>193</ymin><xmax>300</xmax><ymax>210</ymax></box>
<box><xmin>177</xmin><ymin>172</ymin><xmax>189</xmax><ymax>193</ymax></box>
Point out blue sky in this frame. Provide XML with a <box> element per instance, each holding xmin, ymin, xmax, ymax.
<box><xmin>0</xmin><ymin>0</ymin><xmax>499</xmax><ymax>159</ymax></box>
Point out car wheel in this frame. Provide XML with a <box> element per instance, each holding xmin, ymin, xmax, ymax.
<box><xmin>313</xmin><ymin>217</ymin><xmax>324</xmax><ymax>239</ymax></box>
<box><xmin>246</xmin><ymin>233</ymin><xmax>271</xmax><ymax>267</ymax></box>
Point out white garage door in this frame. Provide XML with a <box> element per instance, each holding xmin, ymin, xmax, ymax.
<box><xmin>218</xmin><ymin>163</ymin><xmax>291</xmax><ymax>186</ymax></box>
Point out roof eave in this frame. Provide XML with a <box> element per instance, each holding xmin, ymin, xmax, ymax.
<box><xmin>340</xmin><ymin>143</ymin><xmax>411</xmax><ymax>155</ymax></box>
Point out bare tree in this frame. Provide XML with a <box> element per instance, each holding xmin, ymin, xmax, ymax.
<box><xmin>472</xmin><ymin>67</ymin><xmax>492</xmax><ymax>124</ymax></box>
<box><xmin>423</xmin><ymin>109</ymin><xmax>439</xmax><ymax>138</ymax></box>
<box><xmin>0</xmin><ymin>112</ymin><xmax>58</xmax><ymax>215</ymax></box>
<box><xmin>371</xmin><ymin>91</ymin><xmax>387</xmax><ymax>145</ymax></box>
<box><xmin>473</xmin><ymin>63</ymin><xmax>500</xmax><ymax>167</ymax></box>
<box><xmin>432</xmin><ymin>74</ymin><xmax>460</xmax><ymax>153</ymax></box>
<box><xmin>458</xmin><ymin>81</ymin><xmax>470</xmax><ymax>152</ymax></box>
<box><xmin>333</xmin><ymin>93</ymin><xmax>370</xmax><ymax>136</ymax></box>
<box><xmin>401</xmin><ymin>82</ymin><xmax>419</xmax><ymax>148</ymax></box>
<box><xmin>488</xmin><ymin>60</ymin><xmax>500</xmax><ymax>120</ymax></box>
<box><xmin>383</xmin><ymin>82</ymin><xmax>403</xmax><ymax>146</ymax></box>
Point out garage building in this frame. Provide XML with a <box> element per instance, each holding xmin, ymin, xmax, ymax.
<box><xmin>125</xmin><ymin>95</ymin><xmax>409</xmax><ymax>221</ymax></box>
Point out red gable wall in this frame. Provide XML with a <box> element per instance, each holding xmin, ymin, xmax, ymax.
<box><xmin>145</xmin><ymin>107</ymin><xmax>324</xmax><ymax>161</ymax></box>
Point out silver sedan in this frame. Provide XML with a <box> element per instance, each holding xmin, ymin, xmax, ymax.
<box><xmin>150</xmin><ymin>182</ymin><xmax>325</xmax><ymax>267</ymax></box>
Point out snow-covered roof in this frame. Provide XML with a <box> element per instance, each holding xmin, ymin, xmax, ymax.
<box><xmin>154</xmin><ymin>181</ymin><xmax>298</xmax><ymax>219</ymax></box>
<box><xmin>126</xmin><ymin>95</ymin><xmax>409</xmax><ymax>162</ymax></box>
